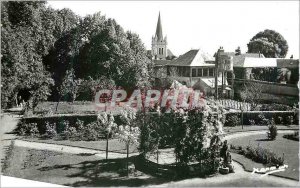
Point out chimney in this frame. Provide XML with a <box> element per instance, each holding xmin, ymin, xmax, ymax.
<box><xmin>235</xmin><ymin>46</ymin><xmax>241</xmax><ymax>56</ymax></box>
<box><xmin>290</xmin><ymin>55</ymin><xmax>293</xmax><ymax>59</ymax></box>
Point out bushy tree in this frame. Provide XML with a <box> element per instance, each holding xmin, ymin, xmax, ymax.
<box><xmin>76</xmin><ymin>18</ymin><xmax>152</xmax><ymax>90</ymax></box>
<box><xmin>1</xmin><ymin>1</ymin><xmax>79</xmax><ymax>109</ymax></box>
<box><xmin>247</xmin><ymin>29</ymin><xmax>288</xmax><ymax>58</ymax></box>
<box><xmin>116</xmin><ymin>107</ymin><xmax>140</xmax><ymax>175</ymax></box>
<box><xmin>60</xmin><ymin>69</ymin><xmax>83</xmax><ymax>102</ymax></box>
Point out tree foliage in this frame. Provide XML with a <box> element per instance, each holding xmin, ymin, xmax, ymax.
<box><xmin>1</xmin><ymin>2</ymin><xmax>153</xmax><ymax>109</ymax></box>
<box><xmin>247</xmin><ymin>29</ymin><xmax>288</xmax><ymax>58</ymax></box>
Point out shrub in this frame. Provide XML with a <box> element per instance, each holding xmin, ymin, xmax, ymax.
<box><xmin>258</xmin><ymin>113</ymin><xmax>269</xmax><ymax>125</ymax></box>
<box><xmin>225</xmin><ymin>114</ymin><xmax>240</xmax><ymax>127</ymax></box>
<box><xmin>249</xmin><ymin>119</ymin><xmax>256</xmax><ymax>126</ymax></box>
<box><xmin>77</xmin><ymin>121</ymin><xmax>104</xmax><ymax>141</ymax></box>
<box><xmin>29</xmin><ymin>123</ymin><xmax>39</xmax><ymax>137</ymax></box>
<box><xmin>287</xmin><ymin>115</ymin><xmax>294</xmax><ymax>125</ymax></box>
<box><xmin>62</xmin><ymin>121</ymin><xmax>77</xmax><ymax>140</ymax></box>
<box><xmin>18</xmin><ymin>123</ymin><xmax>39</xmax><ymax>137</ymax></box>
<box><xmin>283</xmin><ymin>131</ymin><xmax>299</xmax><ymax>141</ymax></box>
<box><xmin>45</xmin><ymin>122</ymin><xmax>57</xmax><ymax>138</ymax></box>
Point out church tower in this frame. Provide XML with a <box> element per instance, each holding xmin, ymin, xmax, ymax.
<box><xmin>152</xmin><ymin>12</ymin><xmax>168</xmax><ymax>60</ymax></box>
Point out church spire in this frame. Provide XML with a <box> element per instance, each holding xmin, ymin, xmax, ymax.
<box><xmin>155</xmin><ymin>12</ymin><xmax>163</xmax><ymax>41</ymax></box>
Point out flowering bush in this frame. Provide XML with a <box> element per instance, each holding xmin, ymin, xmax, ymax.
<box><xmin>97</xmin><ymin>112</ymin><xmax>118</xmax><ymax>159</ymax></box>
<box><xmin>116</xmin><ymin>107</ymin><xmax>140</xmax><ymax>145</ymax></box>
<box><xmin>138</xmin><ymin>100</ymin><xmax>224</xmax><ymax>176</ymax></box>
<box><xmin>115</xmin><ymin>107</ymin><xmax>140</xmax><ymax>175</ymax></box>
<box><xmin>45</xmin><ymin>122</ymin><xmax>57</xmax><ymax>138</ymax></box>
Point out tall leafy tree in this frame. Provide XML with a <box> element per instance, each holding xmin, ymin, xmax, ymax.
<box><xmin>247</xmin><ymin>29</ymin><xmax>288</xmax><ymax>58</ymax></box>
<box><xmin>77</xmin><ymin>17</ymin><xmax>152</xmax><ymax>90</ymax></box>
<box><xmin>1</xmin><ymin>1</ymin><xmax>79</xmax><ymax>109</ymax></box>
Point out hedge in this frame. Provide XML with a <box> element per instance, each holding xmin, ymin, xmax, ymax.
<box><xmin>224</xmin><ymin>111</ymin><xmax>299</xmax><ymax>126</ymax></box>
<box><xmin>16</xmin><ymin>110</ymin><xmax>299</xmax><ymax>135</ymax></box>
<box><xmin>15</xmin><ymin>114</ymin><xmax>124</xmax><ymax>135</ymax></box>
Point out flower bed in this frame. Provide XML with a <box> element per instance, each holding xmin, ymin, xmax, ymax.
<box><xmin>230</xmin><ymin>144</ymin><xmax>284</xmax><ymax>166</ymax></box>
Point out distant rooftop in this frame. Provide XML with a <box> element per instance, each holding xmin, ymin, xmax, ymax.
<box><xmin>167</xmin><ymin>49</ymin><xmax>214</xmax><ymax>66</ymax></box>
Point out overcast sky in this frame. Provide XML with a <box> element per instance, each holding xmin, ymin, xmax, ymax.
<box><xmin>48</xmin><ymin>1</ymin><xmax>299</xmax><ymax>58</ymax></box>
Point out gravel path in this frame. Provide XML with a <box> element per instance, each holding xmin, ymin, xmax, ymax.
<box><xmin>0</xmin><ymin>113</ymin><xmax>21</xmax><ymax>163</ymax></box>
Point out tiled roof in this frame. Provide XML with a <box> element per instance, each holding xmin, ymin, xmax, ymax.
<box><xmin>168</xmin><ymin>50</ymin><xmax>199</xmax><ymax>66</ymax></box>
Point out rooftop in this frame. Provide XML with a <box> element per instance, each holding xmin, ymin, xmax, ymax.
<box><xmin>167</xmin><ymin>49</ymin><xmax>214</xmax><ymax>66</ymax></box>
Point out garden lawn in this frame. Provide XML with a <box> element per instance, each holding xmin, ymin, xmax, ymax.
<box><xmin>2</xmin><ymin>146</ymin><xmax>167</xmax><ymax>187</ymax></box>
<box><xmin>21</xmin><ymin>138</ymin><xmax>138</xmax><ymax>154</ymax></box>
<box><xmin>228</xmin><ymin>133</ymin><xmax>299</xmax><ymax>180</ymax></box>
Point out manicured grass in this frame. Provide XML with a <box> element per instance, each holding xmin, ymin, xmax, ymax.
<box><xmin>228</xmin><ymin>133</ymin><xmax>299</xmax><ymax>180</ymax></box>
<box><xmin>21</xmin><ymin>138</ymin><xmax>138</xmax><ymax>154</ymax></box>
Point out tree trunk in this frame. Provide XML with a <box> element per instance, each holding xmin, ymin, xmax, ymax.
<box><xmin>106</xmin><ymin>134</ymin><xmax>109</xmax><ymax>160</ymax></box>
<box><xmin>126</xmin><ymin>142</ymin><xmax>129</xmax><ymax>176</ymax></box>
<box><xmin>55</xmin><ymin>99</ymin><xmax>60</xmax><ymax>114</ymax></box>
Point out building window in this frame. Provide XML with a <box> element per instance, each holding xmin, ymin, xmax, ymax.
<box><xmin>209</xmin><ymin>68</ymin><xmax>214</xmax><ymax>77</ymax></box>
<box><xmin>183</xmin><ymin>67</ymin><xmax>190</xmax><ymax>77</ymax></box>
<box><xmin>197</xmin><ymin>68</ymin><xmax>203</xmax><ymax>77</ymax></box>
<box><xmin>158</xmin><ymin>48</ymin><xmax>161</xmax><ymax>55</ymax></box>
<box><xmin>162</xmin><ymin>48</ymin><xmax>164</xmax><ymax>55</ymax></box>
<box><xmin>203</xmin><ymin>68</ymin><xmax>208</xmax><ymax>77</ymax></box>
<box><xmin>192</xmin><ymin>69</ymin><xmax>197</xmax><ymax>77</ymax></box>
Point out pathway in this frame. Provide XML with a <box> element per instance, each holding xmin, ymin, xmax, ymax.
<box><xmin>0</xmin><ymin>113</ymin><xmax>20</xmax><ymax>163</ymax></box>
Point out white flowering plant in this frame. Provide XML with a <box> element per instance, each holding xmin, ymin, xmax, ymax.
<box><xmin>97</xmin><ymin>112</ymin><xmax>118</xmax><ymax>159</ymax></box>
